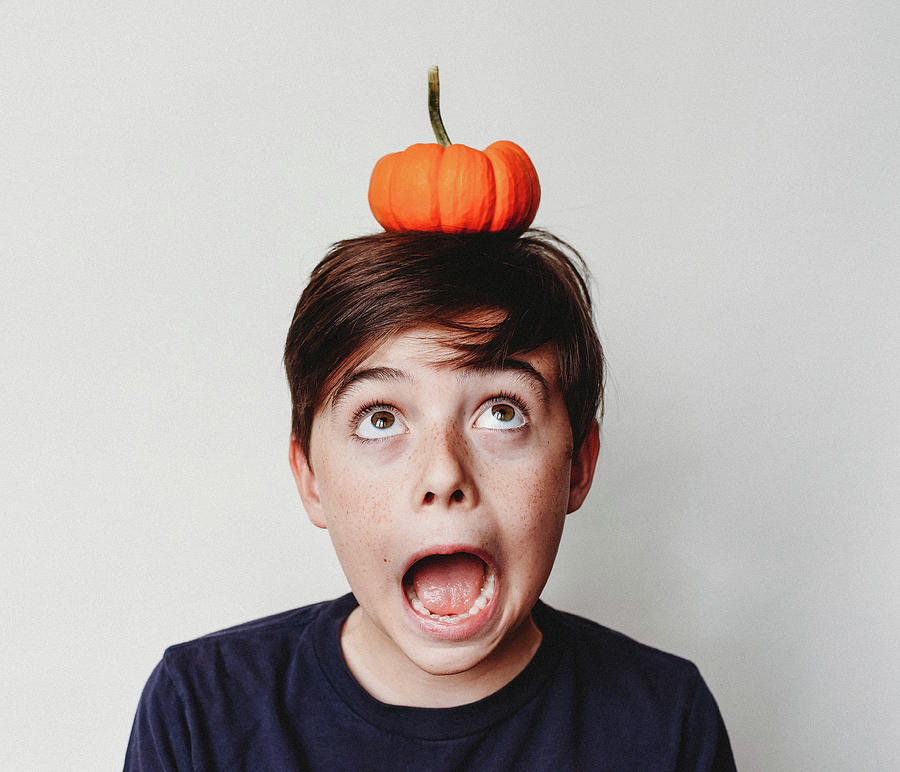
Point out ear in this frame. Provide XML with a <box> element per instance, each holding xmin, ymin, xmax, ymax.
<box><xmin>567</xmin><ymin>420</ymin><xmax>600</xmax><ymax>514</ymax></box>
<box><xmin>288</xmin><ymin>436</ymin><xmax>327</xmax><ymax>529</ymax></box>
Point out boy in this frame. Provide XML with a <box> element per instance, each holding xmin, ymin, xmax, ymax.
<box><xmin>126</xmin><ymin>230</ymin><xmax>735</xmax><ymax>769</ymax></box>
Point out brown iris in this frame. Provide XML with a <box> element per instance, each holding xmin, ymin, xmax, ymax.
<box><xmin>370</xmin><ymin>410</ymin><xmax>395</xmax><ymax>430</ymax></box>
<box><xmin>492</xmin><ymin>404</ymin><xmax>516</xmax><ymax>422</ymax></box>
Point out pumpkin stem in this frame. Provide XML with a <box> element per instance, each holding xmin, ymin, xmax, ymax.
<box><xmin>428</xmin><ymin>66</ymin><xmax>451</xmax><ymax>147</ymax></box>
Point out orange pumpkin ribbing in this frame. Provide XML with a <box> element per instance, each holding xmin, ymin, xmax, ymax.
<box><xmin>484</xmin><ymin>140</ymin><xmax>541</xmax><ymax>231</ymax></box>
<box><xmin>368</xmin><ymin>140</ymin><xmax>540</xmax><ymax>234</ymax></box>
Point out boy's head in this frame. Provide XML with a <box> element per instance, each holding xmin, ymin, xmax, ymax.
<box><xmin>284</xmin><ymin>230</ymin><xmax>605</xmax><ymax>693</ymax></box>
<box><xmin>285</xmin><ymin>230</ymin><xmax>604</xmax><ymax>463</ymax></box>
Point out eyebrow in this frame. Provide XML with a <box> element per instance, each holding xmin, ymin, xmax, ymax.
<box><xmin>330</xmin><ymin>367</ymin><xmax>411</xmax><ymax>409</ymax></box>
<box><xmin>463</xmin><ymin>360</ymin><xmax>551</xmax><ymax>404</ymax></box>
<box><xmin>329</xmin><ymin>359</ymin><xmax>551</xmax><ymax>410</ymax></box>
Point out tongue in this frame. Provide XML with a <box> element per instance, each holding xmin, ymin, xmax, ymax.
<box><xmin>411</xmin><ymin>553</ymin><xmax>485</xmax><ymax>615</ymax></box>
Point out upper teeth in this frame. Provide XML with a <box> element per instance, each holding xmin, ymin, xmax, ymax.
<box><xmin>406</xmin><ymin>572</ymin><xmax>495</xmax><ymax>623</ymax></box>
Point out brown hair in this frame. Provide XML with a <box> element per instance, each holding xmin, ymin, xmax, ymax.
<box><xmin>284</xmin><ymin>229</ymin><xmax>604</xmax><ymax>460</ymax></box>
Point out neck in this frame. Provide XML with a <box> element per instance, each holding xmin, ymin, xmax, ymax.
<box><xmin>339</xmin><ymin>607</ymin><xmax>542</xmax><ymax>708</ymax></box>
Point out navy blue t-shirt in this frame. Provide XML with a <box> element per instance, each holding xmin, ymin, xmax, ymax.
<box><xmin>125</xmin><ymin>594</ymin><xmax>735</xmax><ymax>770</ymax></box>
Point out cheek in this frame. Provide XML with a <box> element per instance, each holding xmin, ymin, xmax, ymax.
<box><xmin>488</xmin><ymin>452</ymin><xmax>571</xmax><ymax>539</ymax></box>
<box><xmin>317</xmin><ymin>459</ymin><xmax>398</xmax><ymax>571</ymax></box>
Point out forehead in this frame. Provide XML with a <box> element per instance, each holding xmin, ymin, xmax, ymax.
<box><xmin>325</xmin><ymin>325</ymin><xmax>561</xmax><ymax>406</ymax></box>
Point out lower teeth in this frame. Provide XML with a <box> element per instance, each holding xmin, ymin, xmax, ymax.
<box><xmin>406</xmin><ymin>573</ymin><xmax>495</xmax><ymax>623</ymax></box>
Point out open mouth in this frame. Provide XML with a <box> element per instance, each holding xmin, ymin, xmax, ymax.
<box><xmin>403</xmin><ymin>552</ymin><xmax>496</xmax><ymax>624</ymax></box>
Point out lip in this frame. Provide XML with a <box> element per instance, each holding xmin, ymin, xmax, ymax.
<box><xmin>401</xmin><ymin>544</ymin><xmax>497</xmax><ymax>577</ymax></box>
<box><xmin>400</xmin><ymin>544</ymin><xmax>500</xmax><ymax>641</ymax></box>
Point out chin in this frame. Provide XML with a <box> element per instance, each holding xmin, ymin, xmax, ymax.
<box><xmin>402</xmin><ymin>637</ymin><xmax>502</xmax><ymax>677</ymax></box>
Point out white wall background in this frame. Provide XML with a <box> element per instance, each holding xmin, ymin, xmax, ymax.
<box><xmin>2</xmin><ymin>2</ymin><xmax>898</xmax><ymax>769</ymax></box>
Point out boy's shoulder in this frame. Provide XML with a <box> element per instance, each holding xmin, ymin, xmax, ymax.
<box><xmin>531</xmin><ymin>602</ymin><xmax>733</xmax><ymax>768</ymax></box>
<box><xmin>169</xmin><ymin>596</ymin><xmax>337</xmax><ymax>646</ymax></box>
<box><xmin>156</xmin><ymin>593</ymin><xmax>353</xmax><ymax>682</ymax></box>
<box><xmin>534</xmin><ymin>600</ymin><xmax>704</xmax><ymax>689</ymax></box>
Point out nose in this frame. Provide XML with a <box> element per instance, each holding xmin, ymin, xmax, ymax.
<box><xmin>414</xmin><ymin>426</ymin><xmax>478</xmax><ymax>509</ymax></box>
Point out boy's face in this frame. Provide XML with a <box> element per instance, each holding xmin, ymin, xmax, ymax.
<box><xmin>290</xmin><ymin>325</ymin><xmax>598</xmax><ymax>696</ymax></box>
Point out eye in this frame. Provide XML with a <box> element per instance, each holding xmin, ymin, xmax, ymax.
<box><xmin>354</xmin><ymin>406</ymin><xmax>407</xmax><ymax>440</ymax></box>
<box><xmin>474</xmin><ymin>399</ymin><xmax>527</xmax><ymax>430</ymax></box>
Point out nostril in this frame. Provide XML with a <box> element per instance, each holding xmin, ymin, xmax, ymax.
<box><xmin>421</xmin><ymin>489</ymin><xmax>465</xmax><ymax>506</ymax></box>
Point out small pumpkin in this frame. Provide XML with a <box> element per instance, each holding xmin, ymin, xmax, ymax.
<box><xmin>368</xmin><ymin>67</ymin><xmax>540</xmax><ymax>234</ymax></box>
